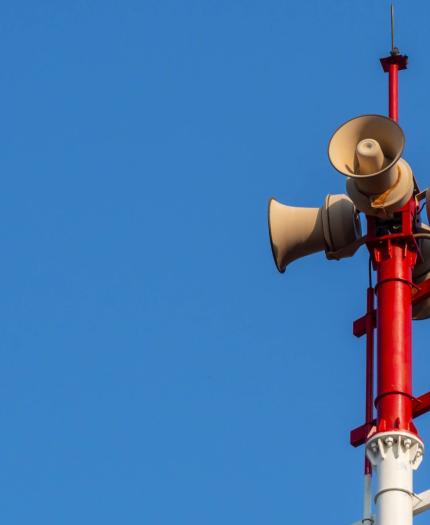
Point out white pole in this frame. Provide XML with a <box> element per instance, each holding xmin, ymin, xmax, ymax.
<box><xmin>366</xmin><ymin>432</ymin><xmax>424</xmax><ymax>525</ymax></box>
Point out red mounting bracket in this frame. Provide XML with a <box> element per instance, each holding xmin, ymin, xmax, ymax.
<box><xmin>380</xmin><ymin>53</ymin><xmax>408</xmax><ymax>73</ymax></box>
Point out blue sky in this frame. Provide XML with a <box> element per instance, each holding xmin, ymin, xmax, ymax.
<box><xmin>1</xmin><ymin>1</ymin><xmax>430</xmax><ymax>523</ymax></box>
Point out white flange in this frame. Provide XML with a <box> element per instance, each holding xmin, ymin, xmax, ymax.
<box><xmin>366</xmin><ymin>432</ymin><xmax>424</xmax><ymax>525</ymax></box>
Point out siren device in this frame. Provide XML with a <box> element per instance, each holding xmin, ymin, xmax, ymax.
<box><xmin>267</xmin><ymin>6</ymin><xmax>430</xmax><ymax>525</ymax></box>
<box><xmin>413</xmin><ymin>235</ymin><xmax>430</xmax><ymax>319</ymax></box>
<box><xmin>268</xmin><ymin>194</ymin><xmax>361</xmax><ymax>272</ymax></box>
<box><xmin>328</xmin><ymin>114</ymin><xmax>414</xmax><ymax>217</ymax></box>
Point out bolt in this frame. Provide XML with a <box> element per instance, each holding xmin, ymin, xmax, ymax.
<box><xmin>385</xmin><ymin>437</ymin><xmax>394</xmax><ymax>447</ymax></box>
<box><xmin>404</xmin><ymin>438</ymin><xmax>412</xmax><ymax>449</ymax></box>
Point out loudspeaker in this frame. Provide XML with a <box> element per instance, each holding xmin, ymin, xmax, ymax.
<box><xmin>268</xmin><ymin>194</ymin><xmax>362</xmax><ymax>273</ymax></box>
<box><xmin>328</xmin><ymin>115</ymin><xmax>414</xmax><ymax>216</ymax></box>
<box><xmin>413</xmin><ymin>228</ymin><xmax>430</xmax><ymax>320</ymax></box>
<box><xmin>427</xmin><ymin>188</ymin><xmax>430</xmax><ymax>223</ymax></box>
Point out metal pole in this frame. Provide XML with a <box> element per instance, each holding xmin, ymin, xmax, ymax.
<box><xmin>375</xmin><ymin>242</ymin><xmax>414</xmax><ymax>432</ymax></box>
<box><xmin>367</xmin><ymin>211</ymin><xmax>422</xmax><ymax>525</ymax></box>
<box><xmin>366</xmin><ymin>34</ymin><xmax>424</xmax><ymax>525</ymax></box>
<box><xmin>389</xmin><ymin>63</ymin><xmax>399</xmax><ymax>121</ymax></box>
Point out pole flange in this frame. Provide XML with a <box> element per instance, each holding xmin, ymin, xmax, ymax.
<box><xmin>366</xmin><ymin>431</ymin><xmax>424</xmax><ymax>470</ymax></box>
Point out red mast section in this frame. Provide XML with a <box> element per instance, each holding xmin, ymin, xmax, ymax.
<box><xmin>351</xmin><ymin>5</ymin><xmax>419</xmax><ymax>449</ymax></box>
<box><xmin>350</xmin><ymin>6</ymin><xmax>430</xmax><ymax>449</ymax></box>
<box><xmin>376</xmin><ymin>42</ymin><xmax>413</xmax><ymax>436</ymax></box>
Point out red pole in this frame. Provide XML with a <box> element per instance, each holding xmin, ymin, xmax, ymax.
<box><xmin>388</xmin><ymin>63</ymin><xmax>399</xmax><ymax>121</ymax></box>
<box><xmin>374</xmin><ymin>51</ymin><xmax>415</xmax><ymax>436</ymax></box>
<box><xmin>374</xmin><ymin>242</ymin><xmax>415</xmax><ymax>434</ymax></box>
<box><xmin>380</xmin><ymin>53</ymin><xmax>407</xmax><ymax>123</ymax></box>
<box><xmin>364</xmin><ymin>287</ymin><xmax>374</xmax><ymax>476</ymax></box>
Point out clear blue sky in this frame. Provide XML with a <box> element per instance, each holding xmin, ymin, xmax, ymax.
<box><xmin>1</xmin><ymin>1</ymin><xmax>430</xmax><ymax>523</ymax></box>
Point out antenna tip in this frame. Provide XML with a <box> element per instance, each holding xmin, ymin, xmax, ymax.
<box><xmin>390</xmin><ymin>3</ymin><xmax>396</xmax><ymax>54</ymax></box>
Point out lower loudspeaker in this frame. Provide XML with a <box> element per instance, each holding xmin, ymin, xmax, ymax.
<box><xmin>322</xmin><ymin>194</ymin><xmax>362</xmax><ymax>259</ymax></box>
<box><xmin>413</xmin><ymin>236</ymin><xmax>430</xmax><ymax>320</ymax></box>
<box><xmin>346</xmin><ymin>158</ymin><xmax>414</xmax><ymax>218</ymax></box>
<box><xmin>427</xmin><ymin>189</ymin><xmax>430</xmax><ymax>223</ymax></box>
<box><xmin>268</xmin><ymin>194</ymin><xmax>362</xmax><ymax>273</ymax></box>
<box><xmin>268</xmin><ymin>200</ymin><xmax>325</xmax><ymax>273</ymax></box>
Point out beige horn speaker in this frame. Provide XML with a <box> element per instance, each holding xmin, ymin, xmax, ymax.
<box><xmin>426</xmin><ymin>188</ymin><xmax>430</xmax><ymax>223</ymax></box>
<box><xmin>328</xmin><ymin>115</ymin><xmax>414</xmax><ymax>217</ymax></box>
<box><xmin>412</xmin><ymin>223</ymin><xmax>430</xmax><ymax>320</ymax></box>
<box><xmin>268</xmin><ymin>199</ymin><xmax>325</xmax><ymax>273</ymax></box>
<box><xmin>268</xmin><ymin>195</ymin><xmax>362</xmax><ymax>273</ymax></box>
<box><xmin>322</xmin><ymin>194</ymin><xmax>362</xmax><ymax>259</ymax></box>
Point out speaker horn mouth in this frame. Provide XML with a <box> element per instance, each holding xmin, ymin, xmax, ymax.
<box><xmin>268</xmin><ymin>198</ymin><xmax>285</xmax><ymax>273</ymax></box>
<box><xmin>328</xmin><ymin>114</ymin><xmax>405</xmax><ymax>194</ymax></box>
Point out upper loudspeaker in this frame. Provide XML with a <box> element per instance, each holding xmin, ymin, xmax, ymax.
<box><xmin>328</xmin><ymin>115</ymin><xmax>414</xmax><ymax>216</ymax></box>
<box><xmin>268</xmin><ymin>194</ymin><xmax>361</xmax><ymax>273</ymax></box>
<box><xmin>328</xmin><ymin>114</ymin><xmax>404</xmax><ymax>195</ymax></box>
